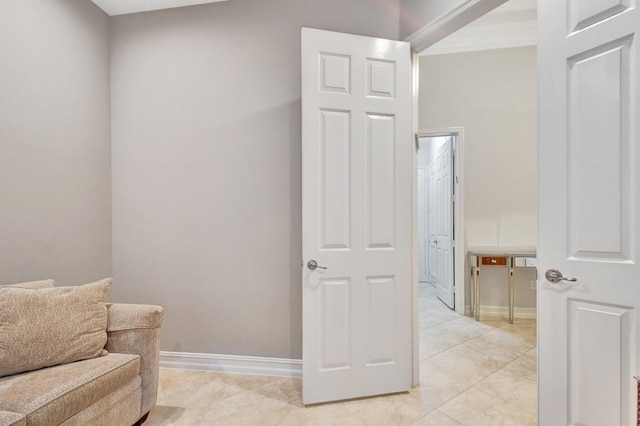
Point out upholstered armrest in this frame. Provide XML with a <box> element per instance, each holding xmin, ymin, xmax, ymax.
<box><xmin>106</xmin><ymin>303</ymin><xmax>164</xmax><ymax>332</ymax></box>
<box><xmin>105</xmin><ymin>304</ymin><xmax>164</xmax><ymax>418</ymax></box>
<box><xmin>0</xmin><ymin>411</ymin><xmax>26</xmax><ymax>426</ymax></box>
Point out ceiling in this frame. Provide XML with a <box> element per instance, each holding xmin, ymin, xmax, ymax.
<box><xmin>91</xmin><ymin>0</ymin><xmax>536</xmax><ymax>53</ymax></box>
<box><xmin>91</xmin><ymin>0</ymin><xmax>228</xmax><ymax>16</ymax></box>
<box><xmin>421</xmin><ymin>0</ymin><xmax>537</xmax><ymax>56</ymax></box>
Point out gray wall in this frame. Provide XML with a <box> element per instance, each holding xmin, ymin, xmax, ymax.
<box><xmin>0</xmin><ymin>0</ymin><xmax>112</xmax><ymax>286</ymax></box>
<box><xmin>400</xmin><ymin>0</ymin><xmax>459</xmax><ymax>38</ymax></box>
<box><xmin>110</xmin><ymin>0</ymin><xmax>400</xmax><ymax>358</ymax></box>
<box><xmin>420</xmin><ymin>47</ymin><xmax>537</xmax><ymax>309</ymax></box>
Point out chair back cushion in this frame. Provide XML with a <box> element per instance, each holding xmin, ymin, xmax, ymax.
<box><xmin>0</xmin><ymin>279</ymin><xmax>112</xmax><ymax>377</ymax></box>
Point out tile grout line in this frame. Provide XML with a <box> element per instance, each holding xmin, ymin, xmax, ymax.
<box><xmin>417</xmin><ymin>287</ymin><xmax>537</xmax><ymax>424</ymax></box>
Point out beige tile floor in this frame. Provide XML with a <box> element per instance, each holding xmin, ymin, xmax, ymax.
<box><xmin>147</xmin><ymin>283</ymin><xmax>537</xmax><ymax>425</ymax></box>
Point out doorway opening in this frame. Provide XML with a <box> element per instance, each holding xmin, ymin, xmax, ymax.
<box><xmin>413</xmin><ymin>0</ymin><xmax>538</xmax><ymax>420</ymax></box>
<box><xmin>417</xmin><ymin>133</ymin><xmax>459</xmax><ymax>311</ymax></box>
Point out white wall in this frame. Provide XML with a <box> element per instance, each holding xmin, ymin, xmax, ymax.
<box><xmin>0</xmin><ymin>0</ymin><xmax>112</xmax><ymax>286</ymax></box>
<box><xmin>400</xmin><ymin>0</ymin><xmax>458</xmax><ymax>39</ymax></box>
<box><xmin>420</xmin><ymin>47</ymin><xmax>537</xmax><ymax>310</ymax></box>
<box><xmin>110</xmin><ymin>0</ymin><xmax>400</xmax><ymax>359</ymax></box>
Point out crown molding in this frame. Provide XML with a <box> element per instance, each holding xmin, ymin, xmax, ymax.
<box><xmin>91</xmin><ymin>0</ymin><xmax>228</xmax><ymax>16</ymax></box>
<box><xmin>421</xmin><ymin>19</ymin><xmax>536</xmax><ymax>56</ymax></box>
<box><xmin>404</xmin><ymin>0</ymin><xmax>509</xmax><ymax>53</ymax></box>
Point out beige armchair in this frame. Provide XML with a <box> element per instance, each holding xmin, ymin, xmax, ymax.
<box><xmin>0</xmin><ymin>282</ymin><xmax>164</xmax><ymax>426</ymax></box>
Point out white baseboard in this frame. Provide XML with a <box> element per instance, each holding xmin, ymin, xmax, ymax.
<box><xmin>160</xmin><ymin>305</ymin><xmax>534</xmax><ymax>378</ymax></box>
<box><xmin>159</xmin><ymin>351</ymin><xmax>302</xmax><ymax>377</ymax></box>
<box><xmin>474</xmin><ymin>305</ymin><xmax>537</xmax><ymax>319</ymax></box>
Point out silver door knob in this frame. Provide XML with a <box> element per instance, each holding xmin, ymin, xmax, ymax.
<box><xmin>307</xmin><ymin>260</ymin><xmax>327</xmax><ymax>271</ymax></box>
<box><xmin>545</xmin><ymin>269</ymin><xmax>577</xmax><ymax>283</ymax></box>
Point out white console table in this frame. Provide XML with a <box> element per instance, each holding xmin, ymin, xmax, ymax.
<box><xmin>468</xmin><ymin>248</ymin><xmax>537</xmax><ymax>324</ymax></box>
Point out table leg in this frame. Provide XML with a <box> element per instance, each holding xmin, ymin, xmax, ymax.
<box><xmin>469</xmin><ymin>268</ymin><xmax>475</xmax><ymax>317</ymax></box>
<box><xmin>508</xmin><ymin>256</ymin><xmax>515</xmax><ymax>324</ymax></box>
<box><xmin>475</xmin><ymin>269</ymin><xmax>480</xmax><ymax>321</ymax></box>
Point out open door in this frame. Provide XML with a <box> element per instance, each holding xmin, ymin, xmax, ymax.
<box><xmin>433</xmin><ymin>138</ymin><xmax>454</xmax><ymax>309</ymax></box>
<box><xmin>538</xmin><ymin>1</ymin><xmax>640</xmax><ymax>424</ymax></box>
<box><xmin>301</xmin><ymin>28</ymin><xmax>412</xmax><ymax>405</ymax></box>
<box><xmin>418</xmin><ymin>167</ymin><xmax>428</xmax><ymax>282</ymax></box>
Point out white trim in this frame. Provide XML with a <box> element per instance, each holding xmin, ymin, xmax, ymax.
<box><xmin>419</xmin><ymin>0</ymin><xmax>537</xmax><ymax>56</ymax></box>
<box><xmin>404</xmin><ymin>0</ymin><xmax>509</xmax><ymax>53</ymax></box>
<box><xmin>421</xmin><ymin>22</ymin><xmax>536</xmax><ymax>56</ymax></box>
<box><xmin>411</xmin><ymin>51</ymin><xmax>421</xmax><ymax>389</ymax></box>
<box><xmin>160</xmin><ymin>351</ymin><xmax>302</xmax><ymax>377</ymax></box>
<box><xmin>476</xmin><ymin>306</ymin><xmax>537</xmax><ymax>319</ymax></box>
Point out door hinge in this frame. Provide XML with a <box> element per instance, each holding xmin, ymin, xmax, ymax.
<box><xmin>415</xmin><ymin>134</ymin><xmax>419</xmax><ymax>151</ymax></box>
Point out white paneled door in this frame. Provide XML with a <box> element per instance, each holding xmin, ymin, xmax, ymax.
<box><xmin>428</xmin><ymin>160</ymin><xmax>437</xmax><ymax>285</ymax></box>
<box><xmin>538</xmin><ymin>1</ymin><xmax>640</xmax><ymax>424</ymax></box>
<box><xmin>301</xmin><ymin>28</ymin><xmax>412</xmax><ymax>405</ymax></box>
<box><xmin>418</xmin><ymin>167</ymin><xmax>428</xmax><ymax>282</ymax></box>
<box><xmin>432</xmin><ymin>139</ymin><xmax>454</xmax><ymax>309</ymax></box>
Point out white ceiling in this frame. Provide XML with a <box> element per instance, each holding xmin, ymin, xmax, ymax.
<box><xmin>91</xmin><ymin>0</ymin><xmax>228</xmax><ymax>16</ymax></box>
<box><xmin>91</xmin><ymin>0</ymin><xmax>536</xmax><ymax>53</ymax></box>
<box><xmin>421</xmin><ymin>0</ymin><xmax>537</xmax><ymax>56</ymax></box>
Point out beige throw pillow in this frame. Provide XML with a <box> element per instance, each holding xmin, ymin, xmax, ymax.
<box><xmin>0</xmin><ymin>279</ymin><xmax>55</xmax><ymax>289</ymax></box>
<box><xmin>0</xmin><ymin>278</ymin><xmax>112</xmax><ymax>377</ymax></box>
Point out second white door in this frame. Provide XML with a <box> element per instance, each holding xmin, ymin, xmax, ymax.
<box><xmin>427</xmin><ymin>138</ymin><xmax>454</xmax><ymax>309</ymax></box>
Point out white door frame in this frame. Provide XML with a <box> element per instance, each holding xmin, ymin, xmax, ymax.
<box><xmin>416</xmin><ymin>130</ymin><xmax>465</xmax><ymax>315</ymax></box>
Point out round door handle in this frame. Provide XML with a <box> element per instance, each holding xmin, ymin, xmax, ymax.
<box><xmin>307</xmin><ymin>260</ymin><xmax>327</xmax><ymax>271</ymax></box>
<box><xmin>545</xmin><ymin>269</ymin><xmax>577</xmax><ymax>284</ymax></box>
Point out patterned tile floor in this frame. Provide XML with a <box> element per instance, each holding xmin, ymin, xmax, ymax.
<box><xmin>147</xmin><ymin>283</ymin><xmax>537</xmax><ymax>425</ymax></box>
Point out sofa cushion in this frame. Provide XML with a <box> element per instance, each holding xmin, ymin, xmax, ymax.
<box><xmin>0</xmin><ymin>279</ymin><xmax>55</xmax><ymax>289</ymax></box>
<box><xmin>0</xmin><ymin>411</ymin><xmax>25</xmax><ymax>426</ymax></box>
<box><xmin>59</xmin><ymin>375</ymin><xmax>141</xmax><ymax>426</ymax></box>
<box><xmin>0</xmin><ymin>353</ymin><xmax>140</xmax><ymax>425</ymax></box>
<box><xmin>0</xmin><ymin>279</ymin><xmax>112</xmax><ymax>377</ymax></box>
